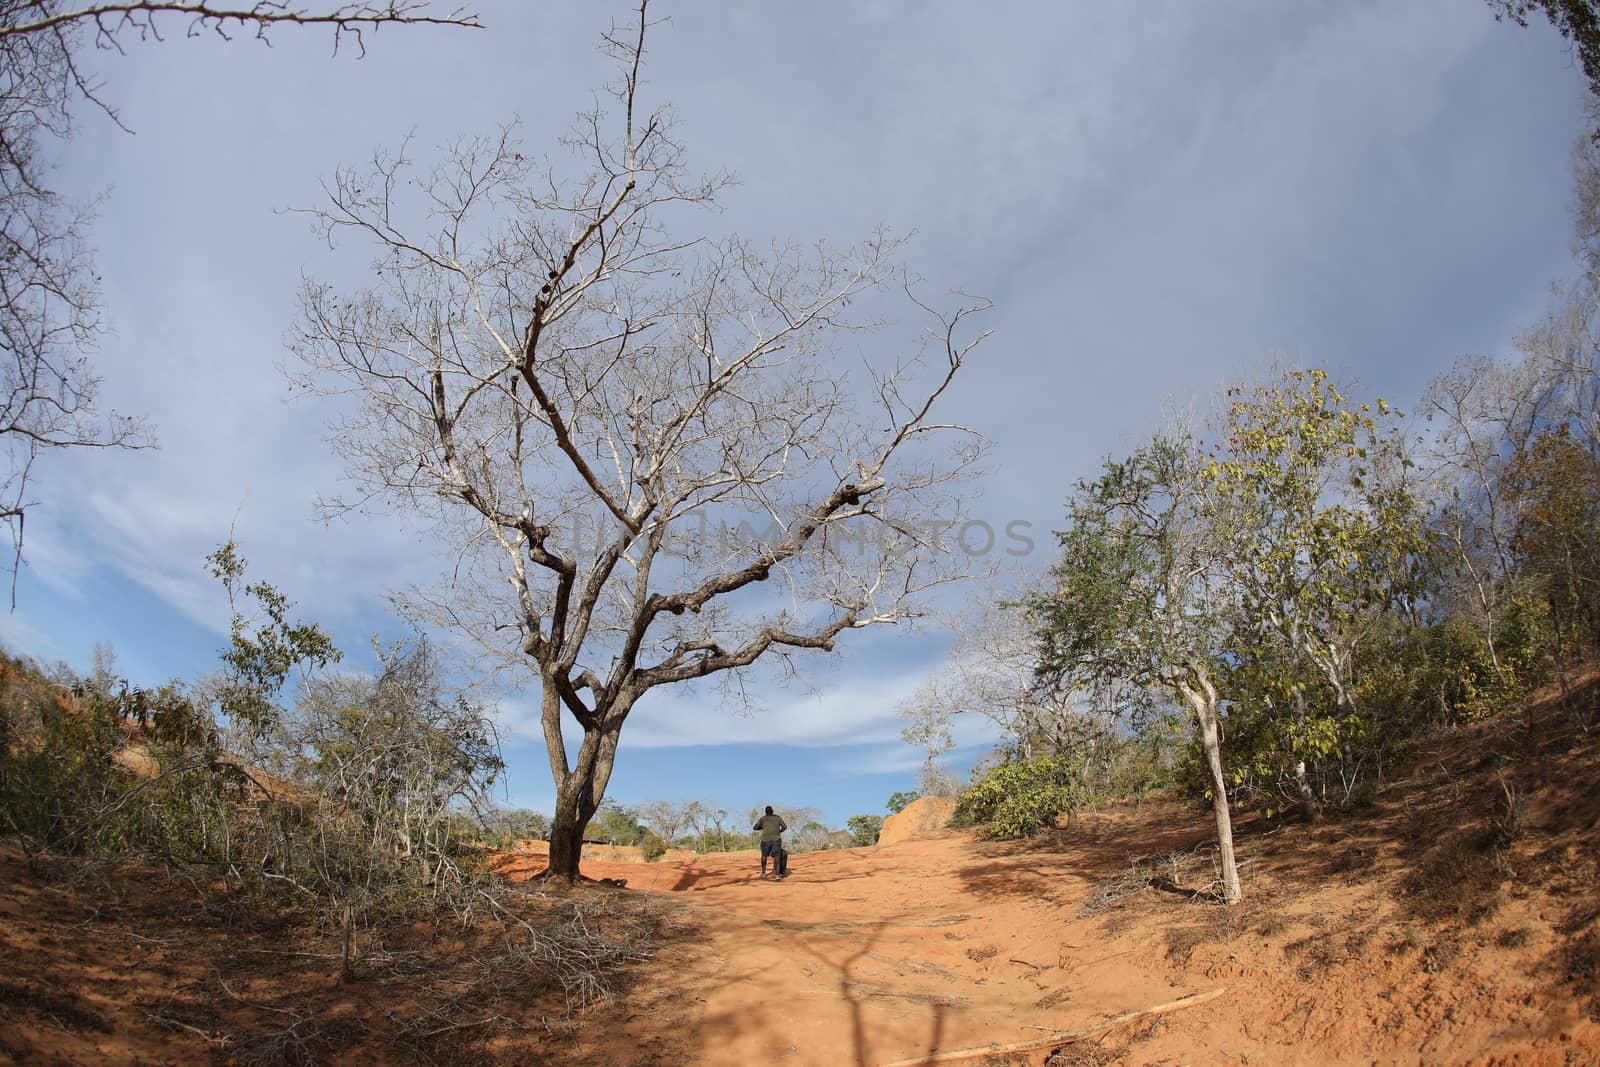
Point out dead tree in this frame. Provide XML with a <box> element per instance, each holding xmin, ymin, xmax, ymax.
<box><xmin>291</xmin><ymin>1</ymin><xmax>991</xmax><ymax>880</ymax></box>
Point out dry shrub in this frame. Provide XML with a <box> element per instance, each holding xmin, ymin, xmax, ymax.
<box><xmin>1078</xmin><ymin>842</ymin><xmax>1227</xmax><ymax>917</ymax></box>
<box><xmin>1496</xmin><ymin>926</ymin><xmax>1534</xmax><ymax>949</ymax></box>
<box><xmin>1402</xmin><ymin>824</ymin><xmax>1505</xmax><ymax>924</ymax></box>
<box><xmin>1255</xmin><ymin>914</ymin><xmax>1291</xmax><ymax>938</ymax></box>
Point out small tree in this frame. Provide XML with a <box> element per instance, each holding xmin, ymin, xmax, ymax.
<box><xmin>271</xmin><ymin>638</ymin><xmax>504</xmax><ymax>881</ymax></box>
<box><xmin>591</xmin><ymin>798</ymin><xmax>644</xmax><ymax>846</ymax></box>
<box><xmin>789</xmin><ymin>820</ymin><xmax>832</xmax><ymax>852</ymax></box>
<box><xmin>1028</xmin><ymin>432</ymin><xmax>1242</xmax><ymax>903</ymax></box>
<box><xmin>292</xmin><ymin>2</ymin><xmax>988</xmax><ymax>880</ymax></box>
<box><xmin>1504</xmin><ymin>427</ymin><xmax>1600</xmax><ymax>658</ymax></box>
<box><xmin>1206</xmin><ymin>370</ymin><xmax>1432</xmax><ymax>819</ymax></box>
<box><xmin>886</xmin><ymin>790</ymin><xmax>919</xmax><ymax>814</ymax></box>
<box><xmin>846</xmin><ymin>813</ymin><xmax>882</xmax><ymax>847</ymax></box>
<box><xmin>636</xmin><ymin>799</ymin><xmax>691</xmax><ymax>847</ymax></box>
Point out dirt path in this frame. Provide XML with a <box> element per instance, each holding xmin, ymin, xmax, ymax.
<box><xmin>571</xmin><ymin>833</ymin><xmax>1203</xmax><ymax>1066</ymax></box>
<box><xmin>497</xmin><ymin>796</ymin><xmax>1600</xmax><ymax>1067</ymax></box>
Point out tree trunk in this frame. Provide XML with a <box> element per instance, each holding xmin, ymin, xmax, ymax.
<box><xmin>539</xmin><ymin>713</ymin><xmax>626</xmax><ymax>881</ymax></box>
<box><xmin>544</xmin><ymin>801</ymin><xmax>588</xmax><ymax>880</ymax></box>
<box><xmin>1293</xmin><ymin>760</ymin><xmax>1321</xmax><ymax>824</ymax></box>
<box><xmin>1197</xmin><ymin>706</ymin><xmax>1242</xmax><ymax>904</ymax></box>
<box><xmin>1290</xmin><ymin>690</ymin><xmax>1322</xmax><ymax>824</ymax></box>
<box><xmin>1179</xmin><ymin>673</ymin><xmax>1241</xmax><ymax>905</ymax></box>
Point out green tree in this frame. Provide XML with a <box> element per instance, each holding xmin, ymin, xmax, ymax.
<box><xmin>1488</xmin><ymin>1</ymin><xmax>1600</xmax><ymax>96</ymax></box>
<box><xmin>1028</xmin><ymin>431</ymin><xmax>1243</xmax><ymax>902</ymax></box>
<box><xmin>886</xmin><ymin>790</ymin><xmax>919</xmax><ymax>814</ymax></box>
<box><xmin>591</xmin><ymin>799</ymin><xmax>645</xmax><ymax>847</ymax></box>
<box><xmin>1205</xmin><ymin>370</ymin><xmax>1432</xmax><ymax>819</ymax></box>
<box><xmin>846</xmin><ymin>814</ymin><xmax>882</xmax><ymax>847</ymax></box>
<box><xmin>205</xmin><ymin>540</ymin><xmax>340</xmax><ymax>739</ymax></box>
<box><xmin>1504</xmin><ymin>426</ymin><xmax>1600</xmax><ymax>657</ymax></box>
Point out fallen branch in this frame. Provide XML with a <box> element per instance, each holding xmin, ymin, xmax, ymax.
<box><xmin>869</xmin><ymin>987</ymin><xmax>1227</xmax><ymax>1067</ymax></box>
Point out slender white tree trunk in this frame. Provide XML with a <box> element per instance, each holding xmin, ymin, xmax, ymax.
<box><xmin>1180</xmin><ymin>671</ymin><xmax>1241</xmax><ymax>905</ymax></box>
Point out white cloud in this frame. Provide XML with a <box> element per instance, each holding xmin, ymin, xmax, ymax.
<box><xmin>621</xmin><ymin>663</ymin><xmax>930</xmax><ymax>749</ymax></box>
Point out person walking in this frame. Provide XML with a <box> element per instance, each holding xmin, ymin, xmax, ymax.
<box><xmin>753</xmin><ymin>805</ymin><xmax>788</xmax><ymax>880</ymax></box>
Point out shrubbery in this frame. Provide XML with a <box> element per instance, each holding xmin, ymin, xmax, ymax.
<box><xmin>0</xmin><ymin>542</ymin><xmax>515</xmax><ymax>976</ymax></box>
<box><xmin>953</xmin><ymin>753</ymin><xmax>1081</xmax><ymax>838</ymax></box>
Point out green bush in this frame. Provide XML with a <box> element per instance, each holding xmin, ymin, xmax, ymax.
<box><xmin>640</xmin><ymin>832</ymin><xmax>666</xmax><ymax>861</ymax></box>
<box><xmin>846</xmin><ymin>814</ymin><xmax>882</xmax><ymax>846</ymax></box>
<box><xmin>953</xmin><ymin>753</ymin><xmax>1080</xmax><ymax>838</ymax></box>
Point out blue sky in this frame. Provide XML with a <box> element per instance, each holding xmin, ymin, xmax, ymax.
<box><xmin>2</xmin><ymin>1</ymin><xmax>1590</xmax><ymax>829</ymax></box>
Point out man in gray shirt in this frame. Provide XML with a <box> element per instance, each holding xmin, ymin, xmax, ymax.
<box><xmin>753</xmin><ymin>806</ymin><xmax>788</xmax><ymax>880</ymax></box>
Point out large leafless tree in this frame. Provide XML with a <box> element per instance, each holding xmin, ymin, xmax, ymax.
<box><xmin>0</xmin><ymin>1</ymin><xmax>477</xmax><ymax>582</ymax></box>
<box><xmin>291</xmin><ymin>2</ymin><xmax>990</xmax><ymax>880</ymax></box>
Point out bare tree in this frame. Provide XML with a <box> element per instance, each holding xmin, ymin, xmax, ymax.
<box><xmin>898</xmin><ymin>598</ymin><xmax>1119</xmax><ymax>765</ymax></box>
<box><xmin>0</xmin><ymin>2</ymin><xmax>478</xmax><ymax>51</ymax></box>
<box><xmin>291</xmin><ymin>2</ymin><xmax>989</xmax><ymax>881</ymax></box>
<box><xmin>634</xmin><ymin>799</ymin><xmax>689</xmax><ymax>846</ymax></box>
<box><xmin>0</xmin><ymin>1</ymin><xmax>477</xmax><ymax>583</ymax></box>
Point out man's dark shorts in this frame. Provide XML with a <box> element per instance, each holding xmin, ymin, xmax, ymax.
<box><xmin>761</xmin><ymin>839</ymin><xmax>782</xmax><ymax>861</ymax></box>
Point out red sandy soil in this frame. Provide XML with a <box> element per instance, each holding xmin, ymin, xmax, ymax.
<box><xmin>4</xmin><ymin>686</ymin><xmax>1600</xmax><ymax>1065</ymax></box>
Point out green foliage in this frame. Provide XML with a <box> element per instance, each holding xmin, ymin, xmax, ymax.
<box><xmin>206</xmin><ymin>541</ymin><xmax>340</xmax><ymax>739</ymax></box>
<box><xmin>639</xmin><ymin>832</ymin><xmax>666</xmax><ymax>862</ymax></box>
<box><xmin>0</xmin><ymin>652</ymin><xmax>221</xmax><ymax>856</ymax></box>
<box><xmin>1488</xmin><ymin>1</ymin><xmax>1600</xmax><ymax>97</ymax></box>
<box><xmin>886</xmin><ymin>790</ymin><xmax>919</xmax><ymax>814</ymax></box>
<box><xmin>591</xmin><ymin>799</ymin><xmax>645</xmax><ymax>846</ymax></box>
<box><xmin>846</xmin><ymin>814</ymin><xmax>882</xmax><ymax>846</ymax></box>
<box><xmin>1505</xmin><ymin>428</ymin><xmax>1600</xmax><ymax>656</ymax></box>
<box><xmin>952</xmin><ymin>753</ymin><xmax>1082</xmax><ymax>838</ymax></box>
<box><xmin>1029</xmin><ymin>433</ymin><xmax>1223</xmax><ymax>701</ymax></box>
<box><xmin>2</xmin><ymin>545</ymin><xmax>508</xmax><ymax>945</ymax></box>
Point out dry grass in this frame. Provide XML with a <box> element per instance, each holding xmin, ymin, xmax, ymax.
<box><xmin>0</xmin><ymin>844</ymin><xmax>670</xmax><ymax>1066</ymax></box>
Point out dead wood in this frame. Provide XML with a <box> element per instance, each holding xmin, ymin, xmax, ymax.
<box><xmin>868</xmin><ymin>986</ymin><xmax>1227</xmax><ymax>1067</ymax></box>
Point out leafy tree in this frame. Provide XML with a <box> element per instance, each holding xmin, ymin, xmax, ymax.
<box><xmin>886</xmin><ymin>790</ymin><xmax>919</xmax><ymax>814</ymax></box>
<box><xmin>846</xmin><ymin>814</ymin><xmax>882</xmax><ymax>847</ymax></box>
<box><xmin>1205</xmin><ymin>370</ymin><xmax>1432</xmax><ymax>819</ymax></box>
<box><xmin>1504</xmin><ymin>426</ymin><xmax>1600</xmax><ymax>657</ymax></box>
<box><xmin>591</xmin><ymin>798</ymin><xmax>644</xmax><ymax>847</ymax></box>
<box><xmin>1028</xmin><ymin>431</ymin><xmax>1243</xmax><ymax>902</ymax></box>
<box><xmin>1488</xmin><ymin>1</ymin><xmax>1600</xmax><ymax>96</ymax></box>
<box><xmin>291</xmin><ymin>2</ymin><xmax>988</xmax><ymax>880</ymax></box>
<box><xmin>205</xmin><ymin>540</ymin><xmax>340</xmax><ymax>739</ymax></box>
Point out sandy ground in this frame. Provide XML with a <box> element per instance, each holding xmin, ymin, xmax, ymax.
<box><xmin>5</xmin><ymin>685</ymin><xmax>1600</xmax><ymax>1064</ymax></box>
<box><xmin>511</xmin><ymin>829</ymin><xmax>1213</xmax><ymax>1067</ymax></box>
<box><xmin>495</xmin><ymin>789</ymin><xmax>1600</xmax><ymax>1067</ymax></box>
